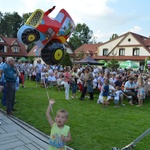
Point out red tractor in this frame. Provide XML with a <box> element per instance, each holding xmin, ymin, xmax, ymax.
<box><xmin>17</xmin><ymin>6</ymin><xmax>75</xmax><ymax>64</ymax></box>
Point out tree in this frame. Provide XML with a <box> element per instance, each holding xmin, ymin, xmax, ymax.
<box><xmin>22</xmin><ymin>12</ymin><xmax>32</xmax><ymax>23</ymax></box>
<box><xmin>26</xmin><ymin>43</ymin><xmax>35</xmax><ymax>53</ymax></box>
<box><xmin>68</xmin><ymin>23</ymin><xmax>96</xmax><ymax>51</ymax></box>
<box><xmin>0</xmin><ymin>12</ymin><xmax>23</xmax><ymax>37</ymax></box>
<box><xmin>0</xmin><ymin>11</ymin><xmax>36</xmax><ymax>53</ymax></box>
<box><xmin>60</xmin><ymin>52</ymin><xmax>72</xmax><ymax>67</ymax></box>
<box><xmin>110</xmin><ymin>33</ymin><xmax>118</xmax><ymax>40</ymax></box>
<box><xmin>107</xmin><ymin>58</ymin><xmax>119</xmax><ymax>71</ymax></box>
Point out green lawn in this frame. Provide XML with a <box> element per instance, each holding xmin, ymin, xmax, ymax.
<box><xmin>1</xmin><ymin>80</ymin><xmax>150</xmax><ymax>150</ymax></box>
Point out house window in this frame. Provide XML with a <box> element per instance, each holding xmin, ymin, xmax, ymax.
<box><xmin>0</xmin><ymin>45</ymin><xmax>4</xmax><ymax>52</ymax></box>
<box><xmin>128</xmin><ymin>38</ymin><xmax>131</xmax><ymax>42</ymax></box>
<box><xmin>119</xmin><ymin>48</ymin><xmax>125</xmax><ymax>56</ymax></box>
<box><xmin>13</xmin><ymin>47</ymin><xmax>19</xmax><ymax>53</ymax></box>
<box><xmin>103</xmin><ymin>49</ymin><xmax>108</xmax><ymax>56</ymax></box>
<box><xmin>133</xmin><ymin>48</ymin><xmax>139</xmax><ymax>56</ymax></box>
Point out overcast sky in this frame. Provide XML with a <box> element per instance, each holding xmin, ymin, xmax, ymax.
<box><xmin>0</xmin><ymin>0</ymin><xmax>150</xmax><ymax>42</ymax></box>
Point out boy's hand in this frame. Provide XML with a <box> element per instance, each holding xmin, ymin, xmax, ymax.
<box><xmin>49</xmin><ymin>99</ymin><xmax>55</xmax><ymax>105</ymax></box>
<box><xmin>61</xmin><ymin>135</ymin><xmax>66</xmax><ymax>142</ymax></box>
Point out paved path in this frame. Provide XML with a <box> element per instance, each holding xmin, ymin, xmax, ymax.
<box><xmin>0</xmin><ymin>109</ymin><xmax>50</xmax><ymax>150</ymax></box>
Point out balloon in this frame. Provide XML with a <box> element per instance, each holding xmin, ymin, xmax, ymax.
<box><xmin>17</xmin><ymin>6</ymin><xmax>75</xmax><ymax>65</ymax></box>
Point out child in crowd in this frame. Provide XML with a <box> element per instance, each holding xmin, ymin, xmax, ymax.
<box><xmin>46</xmin><ymin>99</ymin><xmax>71</xmax><ymax>150</ymax></box>
<box><xmin>137</xmin><ymin>76</ymin><xmax>145</xmax><ymax>106</ymax></box>
<box><xmin>56</xmin><ymin>74</ymin><xmax>65</xmax><ymax>91</ymax></box>
<box><xmin>31</xmin><ymin>67</ymin><xmax>36</xmax><ymax>81</ymax></box>
<box><xmin>102</xmin><ymin>79</ymin><xmax>109</xmax><ymax>107</ymax></box>
<box><xmin>114</xmin><ymin>86</ymin><xmax>130</xmax><ymax>108</ymax></box>
<box><xmin>77</xmin><ymin>78</ymin><xmax>83</xmax><ymax>92</ymax></box>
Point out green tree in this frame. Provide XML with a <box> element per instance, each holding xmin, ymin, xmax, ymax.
<box><xmin>76</xmin><ymin>50</ymin><xmax>84</xmax><ymax>59</ymax></box>
<box><xmin>22</xmin><ymin>12</ymin><xmax>32</xmax><ymax>23</ymax></box>
<box><xmin>0</xmin><ymin>11</ymin><xmax>35</xmax><ymax>53</ymax></box>
<box><xmin>110</xmin><ymin>33</ymin><xmax>118</xmax><ymax>40</ymax></box>
<box><xmin>60</xmin><ymin>52</ymin><xmax>72</xmax><ymax>67</ymax></box>
<box><xmin>107</xmin><ymin>58</ymin><xmax>119</xmax><ymax>71</ymax></box>
<box><xmin>26</xmin><ymin>43</ymin><xmax>35</xmax><ymax>53</ymax></box>
<box><xmin>0</xmin><ymin>12</ymin><xmax>23</xmax><ymax>37</ymax></box>
<box><xmin>68</xmin><ymin>23</ymin><xmax>96</xmax><ymax>51</ymax></box>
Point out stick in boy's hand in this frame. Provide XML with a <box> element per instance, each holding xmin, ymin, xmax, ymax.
<box><xmin>61</xmin><ymin>134</ymin><xmax>66</xmax><ymax>142</ymax></box>
<box><xmin>49</xmin><ymin>99</ymin><xmax>55</xmax><ymax>114</ymax></box>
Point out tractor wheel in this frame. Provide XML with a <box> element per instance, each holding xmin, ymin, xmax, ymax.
<box><xmin>22</xmin><ymin>28</ymin><xmax>40</xmax><ymax>45</ymax></box>
<box><xmin>41</xmin><ymin>41</ymin><xmax>65</xmax><ymax>65</ymax></box>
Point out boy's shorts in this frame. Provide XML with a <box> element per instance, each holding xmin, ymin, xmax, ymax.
<box><xmin>138</xmin><ymin>95</ymin><xmax>144</xmax><ymax>100</ymax></box>
<box><xmin>103</xmin><ymin>96</ymin><xmax>108</xmax><ymax>101</ymax></box>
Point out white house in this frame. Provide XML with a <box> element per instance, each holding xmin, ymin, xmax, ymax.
<box><xmin>96</xmin><ymin>31</ymin><xmax>150</xmax><ymax>68</ymax></box>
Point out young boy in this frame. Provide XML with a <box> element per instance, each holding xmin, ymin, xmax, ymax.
<box><xmin>46</xmin><ymin>99</ymin><xmax>71</xmax><ymax>150</ymax></box>
<box><xmin>102</xmin><ymin>79</ymin><xmax>109</xmax><ymax>107</ymax></box>
<box><xmin>137</xmin><ymin>76</ymin><xmax>145</xmax><ymax>106</ymax></box>
<box><xmin>114</xmin><ymin>86</ymin><xmax>132</xmax><ymax>108</ymax></box>
<box><xmin>114</xmin><ymin>86</ymin><xmax>122</xmax><ymax>108</ymax></box>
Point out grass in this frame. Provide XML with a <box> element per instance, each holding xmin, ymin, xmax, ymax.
<box><xmin>1</xmin><ymin>80</ymin><xmax>150</xmax><ymax>150</ymax></box>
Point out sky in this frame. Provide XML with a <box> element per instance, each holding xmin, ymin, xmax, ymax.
<box><xmin>0</xmin><ymin>0</ymin><xmax>150</xmax><ymax>42</ymax></box>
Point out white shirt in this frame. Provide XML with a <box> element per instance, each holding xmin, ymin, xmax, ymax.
<box><xmin>114</xmin><ymin>90</ymin><xmax>123</xmax><ymax>101</ymax></box>
<box><xmin>48</xmin><ymin>75</ymin><xmax>56</xmax><ymax>82</ymax></box>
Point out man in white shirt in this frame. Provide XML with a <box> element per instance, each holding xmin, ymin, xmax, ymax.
<box><xmin>124</xmin><ymin>77</ymin><xmax>137</xmax><ymax>105</ymax></box>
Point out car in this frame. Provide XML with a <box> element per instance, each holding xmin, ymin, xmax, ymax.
<box><xmin>17</xmin><ymin>6</ymin><xmax>75</xmax><ymax>65</ymax></box>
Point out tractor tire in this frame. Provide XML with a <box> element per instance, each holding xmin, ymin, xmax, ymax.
<box><xmin>41</xmin><ymin>41</ymin><xmax>65</xmax><ymax>65</ymax></box>
<box><xmin>22</xmin><ymin>28</ymin><xmax>40</xmax><ymax>45</ymax></box>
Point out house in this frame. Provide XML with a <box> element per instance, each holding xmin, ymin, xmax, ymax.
<box><xmin>95</xmin><ymin>31</ymin><xmax>150</xmax><ymax>68</ymax></box>
<box><xmin>74</xmin><ymin>43</ymin><xmax>102</xmax><ymax>60</ymax></box>
<box><xmin>27</xmin><ymin>42</ymin><xmax>75</xmax><ymax>65</ymax></box>
<box><xmin>0</xmin><ymin>35</ymin><xmax>27</xmax><ymax>61</ymax></box>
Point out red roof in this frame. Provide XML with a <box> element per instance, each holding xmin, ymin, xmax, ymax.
<box><xmin>74</xmin><ymin>43</ymin><xmax>102</xmax><ymax>54</ymax></box>
<box><xmin>0</xmin><ymin>35</ymin><xmax>27</xmax><ymax>57</ymax></box>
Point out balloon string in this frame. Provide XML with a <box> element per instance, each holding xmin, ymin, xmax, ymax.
<box><xmin>43</xmin><ymin>79</ymin><xmax>54</xmax><ymax>114</ymax></box>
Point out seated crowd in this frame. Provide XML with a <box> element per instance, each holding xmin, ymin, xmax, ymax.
<box><xmin>26</xmin><ymin>60</ymin><xmax>150</xmax><ymax>107</ymax></box>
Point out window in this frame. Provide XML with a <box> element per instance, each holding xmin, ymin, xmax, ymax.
<box><xmin>13</xmin><ymin>47</ymin><xmax>19</xmax><ymax>53</ymax></box>
<box><xmin>119</xmin><ymin>48</ymin><xmax>125</xmax><ymax>56</ymax></box>
<box><xmin>103</xmin><ymin>49</ymin><xmax>108</xmax><ymax>56</ymax></box>
<box><xmin>128</xmin><ymin>38</ymin><xmax>131</xmax><ymax>42</ymax></box>
<box><xmin>133</xmin><ymin>48</ymin><xmax>139</xmax><ymax>56</ymax></box>
<box><xmin>0</xmin><ymin>45</ymin><xmax>4</xmax><ymax>52</ymax></box>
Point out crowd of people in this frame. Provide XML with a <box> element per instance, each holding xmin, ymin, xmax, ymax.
<box><xmin>30</xmin><ymin>60</ymin><xmax>150</xmax><ymax>108</ymax></box>
<box><xmin>1</xmin><ymin>57</ymin><xmax>150</xmax><ymax>116</ymax></box>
